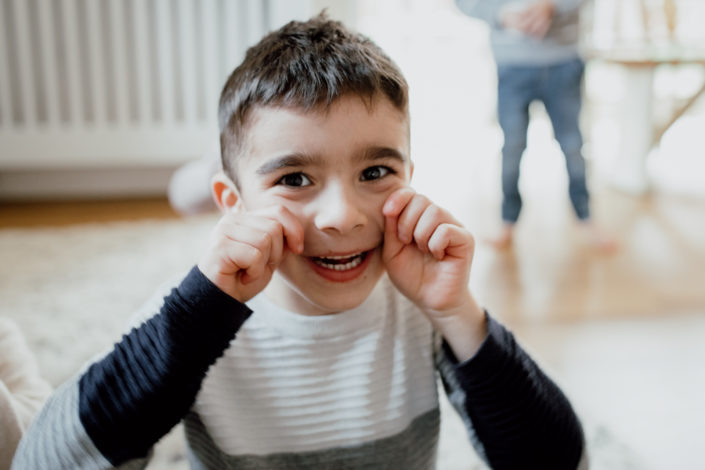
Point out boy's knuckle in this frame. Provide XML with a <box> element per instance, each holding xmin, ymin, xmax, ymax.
<box><xmin>268</xmin><ymin>220</ymin><xmax>284</xmax><ymax>237</ymax></box>
<box><xmin>259</xmin><ymin>231</ymin><xmax>273</xmax><ymax>246</ymax></box>
<box><xmin>467</xmin><ymin>231</ymin><xmax>476</xmax><ymax>247</ymax></box>
<box><xmin>215</xmin><ymin>236</ymin><xmax>230</xmax><ymax>251</ymax></box>
<box><xmin>251</xmin><ymin>249</ymin><xmax>264</xmax><ymax>265</ymax></box>
<box><xmin>427</xmin><ymin>204</ymin><xmax>442</xmax><ymax>219</ymax></box>
<box><xmin>273</xmin><ymin>206</ymin><xmax>288</xmax><ymax>219</ymax></box>
<box><xmin>414</xmin><ymin>193</ymin><xmax>428</xmax><ymax>205</ymax></box>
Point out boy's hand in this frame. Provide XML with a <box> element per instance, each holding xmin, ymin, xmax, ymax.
<box><xmin>382</xmin><ymin>188</ymin><xmax>474</xmax><ymax>313</ymax></box>
<box><xmin>198</xmin><ymin>206</ymin><xmax>304</xmax><ymax>303</ymax></box>
<box><xmin>382</xmin><ymin>188</ymin><xmax>486</xmax><ymax>361</ymax></box>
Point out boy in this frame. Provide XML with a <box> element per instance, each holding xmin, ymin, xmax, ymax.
<box><xmin>455</xmin><ymin>0</ymin><xmax>616</xmax><ymax>252</ymax></box>
<box><xmin>14</xmin><ymin>14</ymin><xmax>586</xmax><ymax>469</ymax></box>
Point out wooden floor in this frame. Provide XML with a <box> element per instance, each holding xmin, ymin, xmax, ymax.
<box><xmin>0</xmin><ymin>197</ymin><xmax>180</xmax><ymax>228</ymax></box>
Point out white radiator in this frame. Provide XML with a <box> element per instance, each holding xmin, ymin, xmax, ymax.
<box><xmin>0</xmin><ymin>0</ymin><xmax>271</xmax><ymax>170</ymax></box>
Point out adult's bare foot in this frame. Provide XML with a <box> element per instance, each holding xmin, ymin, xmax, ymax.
<box><xmin>580</xmin><ymin>221</ymin><xmax>619</xmax><ymax>255</ymax></box>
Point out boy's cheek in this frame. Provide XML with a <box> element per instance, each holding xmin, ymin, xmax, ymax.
<box><xmin>381</xmin><ymin>177</ymin><xmax>412</xmax><ymax>200</ymax></box>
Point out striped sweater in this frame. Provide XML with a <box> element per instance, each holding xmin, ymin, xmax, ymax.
<box><xmin>13</xmin><ymin>267</ymin><xmax>585</xmax><ymax>469</ymax></box>
<box><xmin>0</xmin><ymin>318</ymin><xmax>52</xmax><ymax>470</ymax></box>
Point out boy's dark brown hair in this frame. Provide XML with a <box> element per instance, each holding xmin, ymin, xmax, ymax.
<box><xmin>218</xmin><ymin>12</ymin><xmax>409</xmax><ymax>185</ymax></box>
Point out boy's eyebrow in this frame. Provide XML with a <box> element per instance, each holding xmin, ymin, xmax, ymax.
<box><xmin>361</xmin><ymin>146</ymin><xmax>408</xmax><ymax>163</ymax></box>
<box><xmin>255</xmin><ymin>153</ymin><xmax>320</xmax><ymax>175</ymax></box>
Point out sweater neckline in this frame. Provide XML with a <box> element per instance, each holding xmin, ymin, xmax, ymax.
<box><xmin>247</xmin><ymin>277</ymin><xmax>389</xmax><ymax>341</ymax></box>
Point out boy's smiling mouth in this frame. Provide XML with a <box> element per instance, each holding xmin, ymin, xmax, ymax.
<box><xmin>305</xmin><ymin>249</ymin><xmax>377</xmax><ymax>282</ymax></box>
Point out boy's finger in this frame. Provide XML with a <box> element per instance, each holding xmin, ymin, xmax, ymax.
<box><xmin>243</xmin><ymin>259</ymin><xmax>268</xmax><ymax>284</ymax></box>
<box><xmin>428</xmin><ymin>224</ymin><xmax>474</xmax><ymax>261</ymax></box>
<box><xmin>383</xmin><ymin>214</ymin><xmax>404</xmax><ymax>257</ymax></box>
<box><xmin>412</xmin><ymin>204</ymin><xmax>446</xmax><ymax>252</ymax></box>
<box><xmin>220</xmin><ymin>241</ymin><xmax>266</xmax><ymax>278</ymax></box>
<box><xmin>237</xmin><ymin>247</ymin><xmax>272</xmax><ymax>286</ymax></box>
<box><xmin>396</xmin><ymin>194</ymin><xmax>432</xmax><ymax>245</ymax></box>
<box><xmin>220</xmin><ymin>224</ymin><xmax>273</xmax><ymax>264</ymax></box>
<box><xmin>252</xmin><ymin>205</ymin><xmax>304</xmax><ymax>255</ymax></box>
<box><xmin>272</xmin><ymin>206</ymin><xmax>305</xmax><ymax>254</ymax></box>
<box><xmin>235</xmin><ymin>217</ymin><xmax>285</xmax><ymax>266</ymax></box>
<box><xmin>382</xmin><ymin>187</ymin><xmax>416</xmax><ymax>219</ymax></box>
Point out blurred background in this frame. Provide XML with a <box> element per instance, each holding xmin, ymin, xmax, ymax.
<box><xmin>1</xmin><ymin>0</ymin><xmax>705</xmax><ymax>468</ymax></box>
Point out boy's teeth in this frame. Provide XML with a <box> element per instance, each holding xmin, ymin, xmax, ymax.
<box><xmin>325</xmin><ymin>254</ymin><xmax>356</xmax><ymax>260</ymax></box>
<box><xmin>313</xmin><ymin>252</ymin><xmax>365</xmax><ymax>271</ymax></box>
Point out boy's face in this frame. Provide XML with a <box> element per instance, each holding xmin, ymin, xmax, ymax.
<box><xmin>232</xmin><ymin>95</ymin><xmax>412</xmax><ymax>316</ymax></box>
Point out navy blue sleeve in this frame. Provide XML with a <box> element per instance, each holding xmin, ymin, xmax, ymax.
<box><xmin>78</xmin><ymin>266</ymin><xmax>252</xmax><ymax>466</ymax></box>
<box><xmin>441</xmin><ymin>314</ymin><xmax>585</xmax><ymax>470</ymax></box>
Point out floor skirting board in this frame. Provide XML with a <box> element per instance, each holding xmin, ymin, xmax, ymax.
<box><xmin>0</xmin><ymin>165</ymin><xmax>179</xmax><ymax>200</ymax></box>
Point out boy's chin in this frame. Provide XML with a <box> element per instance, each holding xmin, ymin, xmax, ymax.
<box><xmin>314</xmin><ymin>294</ymin><xmax>371</xmax><ymax>315</ymax></box>
<box><xmin>268</xmin><ymin>269</ymin><xmax>384</xmax><ymax>316</ymax></box>
<box><xmin>297</xmin><ymin>282</ymin><xmax>380</xmax><ymax>316</ymax></box>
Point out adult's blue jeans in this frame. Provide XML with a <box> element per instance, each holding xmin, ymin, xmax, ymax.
<box><xmin>497</xmin><ymin>57</ymin><xmax>590</xmax><ymax>223</ymax></box>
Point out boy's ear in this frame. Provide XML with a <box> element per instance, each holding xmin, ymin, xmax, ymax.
<box><xmin>211</xmin><ymin>171</ymin><xmax>242</xmax><ymax>212</ymax></box>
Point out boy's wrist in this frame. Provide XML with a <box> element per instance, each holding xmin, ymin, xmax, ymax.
<box><xmin>424</xmin><ymin>292</ymin><xmax>487</xmax><ymax>363</ymax></box>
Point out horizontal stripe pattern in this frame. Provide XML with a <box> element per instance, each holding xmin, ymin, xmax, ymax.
<box><xmin>184</xmin><ymin>408</ymin><xmax>440</xmax><ymax>470</ymax></box>
<box><xmin>193</xmin><ymin>276</ymin><xmax>439</xmax><ymax>456</ymax></box>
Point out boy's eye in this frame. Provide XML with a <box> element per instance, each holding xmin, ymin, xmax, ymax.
<box><xmin>276</xmin><ymin>172</ymin><xmax>312</xmax><ymax>187</ymax></box>
<box><xmin>360</xmin><ymin>165</ymin><xmax>393</xmax><ymax>181</ymax></box>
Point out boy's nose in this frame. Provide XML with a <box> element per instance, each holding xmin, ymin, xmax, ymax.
<box><xmin>313</xmin><ymin>184</ymin><xmax>367</xmax><ymax>234</ymax></box>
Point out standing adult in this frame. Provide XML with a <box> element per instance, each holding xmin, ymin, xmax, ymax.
<box><xmin>456</xmin><ymin>0</ymin><xmax>615</xmax><ymax>251</ymax></box>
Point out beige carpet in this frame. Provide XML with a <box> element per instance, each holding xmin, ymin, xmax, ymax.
<box><xmin>0</xmin><ymin>216</ymin><xmax>650</xmax><ymax>469</ymax></box>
